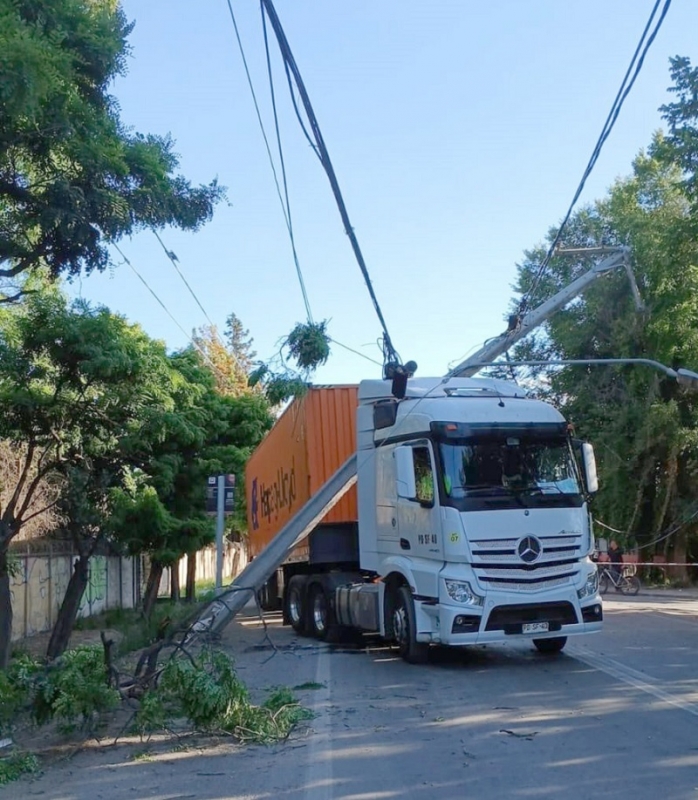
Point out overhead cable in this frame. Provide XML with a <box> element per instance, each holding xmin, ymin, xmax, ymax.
<box><xmin>260</xmin><ymin>6</ymin><xmax>313</xmax><ymax>322</ymax></box>
<box><xmin>152</xmin><ymin>230</ymin><xmax>216</xmax><ymax>327</ymax></box>
<box><xmin>258</xmin><ymin>0</ymin><xmax>401</xmax><ymax>370</ymax></box>
<box><xmin>152</xmin><ymin>230</ymin><xmax>248</xmax><ymax>375</ymax></box>
<box><xmin>224</xmin><ymin>0</ymin><xmax>314</xmax><ymax>323</ymax></box>
<box><xmin>520</xmin><ymin>0</ymin><xmax>672</xmax><ymax>314</ymax></box>
<box><xmin>112</xmin><ymin>242</ymin><xmax>221</xmax><ymax>374</ymax></box>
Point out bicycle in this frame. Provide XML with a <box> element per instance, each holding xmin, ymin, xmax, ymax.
<box><xmin>598</xmin><ymin>564</ymin><xmax>641</xmax><ymax>596</ymax></box>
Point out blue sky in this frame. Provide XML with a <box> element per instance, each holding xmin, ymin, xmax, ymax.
<box><xmin>70</xmin><ymin>0</ymin><xmax>698</xmax><ymax>383</ymax></box>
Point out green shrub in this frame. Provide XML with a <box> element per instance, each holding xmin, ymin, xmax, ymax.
<box><xmin>0</xmin><ymin>752</ymin><xmax>39</xmax><ymax>786</ymax></box>
<box><xmin>7</xmin><ymin>646</ymin><xmax>119</xmax><ymax>733</ymax></box>
<box><xmin>133</xmin><ymin>649</ymin><xmax>311</xmax><ymax>743</ymax></box>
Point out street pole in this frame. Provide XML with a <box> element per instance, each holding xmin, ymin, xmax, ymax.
<box><xmin>216</xmin><ymin>474</ymin><xmax>225</xmax><ymax>591</ymax></box>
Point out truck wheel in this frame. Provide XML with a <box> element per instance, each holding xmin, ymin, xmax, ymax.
<box><xmin>309</xmin><ymin>584</ymin><xmax>330</xmax><ymax>640</ymax></box>
<box><xmin>257</xmin><ymin>573</ymin><xmax>280</xmax><ymax>612</ymax></box>
<box><xmin>393</xmin><ymin>585</ymin><xmax>429</xmax><ymax>664</ymax></box>
<box><xmin>533</xmin><ymin>637</ymin><xmax>567</xmax><ymax>655</ymax></box>
<box><xmin>286</xmin><ymin>576</ymin><xmax>307</xmax><ymax>635</ymax></box>
<box><xmin>308</xmin><ymin>583</ymin><xmax>346</xmax><ymax>642</ymax></box>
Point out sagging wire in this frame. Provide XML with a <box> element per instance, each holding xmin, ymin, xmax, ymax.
<box><xmin>224</xmin><ymin>0</ymin><xmax>314</xmax><ymax>322</ymax></box>
<box><xmin>519</xmin><ymin>0</ymin><xmax>672</xmax><ymax>317</ymax></box>
<box><xmin>258</xmin><ymin>0</ymin><xmax>402</xmax><ymax>373</ymax></box>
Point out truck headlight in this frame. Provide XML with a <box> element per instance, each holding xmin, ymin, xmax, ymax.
<box><xmin>577</xmin><ymin>568</ymin><xmax>599</xmax><ymax>599</ymax></box>
<box><xmin>444</xmin><ymin>579</ymin><xmax>483</xmax><ymax>606</ymax></box>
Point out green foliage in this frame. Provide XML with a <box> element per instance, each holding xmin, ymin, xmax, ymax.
<box><xmin>249</xmin><ymin>319</ymin><xmax>332</xmax><ymax>406</ymax></box>
<box><xmin>7</xmin><ymin>646</ymin><xmax>119</xmax><ymax>732</ymax></box>
<box><xmin>508</xmin><ymin>59</ymin><xmax>698</xmax><ymax>566</ymax></box>
<box><xmin>285</xmin><ymin>321</ymin><xmax>331</xmax><ymax>370</ymax></box>
<box><xmin>133</xmin><ymin>649</ymin><xmax>311</xmax><ymax>743</ymax></box>
<box><xmin>0</xmin><ymin>667</ymin><xmax>26</xmax><ymax>735</ymax></box>
<box><xmin>0</xmin><ymin>752</ymin><xmax>39</xmax><ymax>786</ymax></box>
<box><xmin>264</xmin><ymin>376</ymin><xmax>308</xmax><ymax>407</ymax></box>
<box><xmin>39</xmin><ymin>646</ymin><xmax>119</xmax><ymax>732</ymax></box>
<box><xmin>0</xmin><ymin>0</ymin><xmax>223</xmax><ymax>289</ymax></box>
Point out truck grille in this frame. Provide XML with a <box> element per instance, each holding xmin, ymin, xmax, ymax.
<box><xmin>471</xmin><ymin>533</ymin><xmax>582</xmax><ymax>589</ymax></box>
<box><xmin>485</xmin><ymin>601</ymin><xmax>578</xmax><ymax>631</ymax></box>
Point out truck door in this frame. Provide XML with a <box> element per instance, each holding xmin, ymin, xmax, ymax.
<box><xmin>395</xmin><ymin>442</ymin><xmax>444</xmax><ymax>571</ymax></box>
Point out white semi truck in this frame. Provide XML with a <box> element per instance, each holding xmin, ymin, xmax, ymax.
<box><xmin>258</xmin><ymin>375</ymin><xmax>601</xmax><ymax>663</ymax></box>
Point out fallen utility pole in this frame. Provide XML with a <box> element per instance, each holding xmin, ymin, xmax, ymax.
<box><xmin>186</xmin><ymin>455</ymin><xmax>358</xmax><ymax>642</ymax></box>
<box><xmin>448</xmin><ymin>247</ymin><xmax>642</xmax><ymax>378</ymax></box>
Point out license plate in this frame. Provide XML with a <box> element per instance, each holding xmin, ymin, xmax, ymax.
<box><xmin>523</xmin><ymin>622</ymin><xmax>549</xmax><ymax>634</ymax></box>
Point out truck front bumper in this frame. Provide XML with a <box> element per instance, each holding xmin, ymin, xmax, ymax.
<box><xmin>416</xmin><ymin>588</ymin><xmax>603</xmax><ymax>646</ymax></box>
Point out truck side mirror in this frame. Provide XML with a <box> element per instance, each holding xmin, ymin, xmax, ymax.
<box><xmin>581</xmin><ymin>442</ymin><xmax>599</xmax><ymax>494</ymax></box>
<box><xmin>394</xmin><ymin>446</ymin><xmax>417</xmax><ymax>500</ymax></box>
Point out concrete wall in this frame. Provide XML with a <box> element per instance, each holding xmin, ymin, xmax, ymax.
<box><xmin>10</xmin><ymin>540</ymin><xmax>248</xmax><ymax>642</ymax></box>
<box><xmin>157</xmin><ymin>541</ymin><xmax>248</xmax><ymax>596</ymax></box>
<box><xmin>9</xmin><ymin>547</ymin><xmax>138</xmax><ymax>642</ymax></box>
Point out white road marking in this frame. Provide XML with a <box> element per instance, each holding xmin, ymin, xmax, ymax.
<box><xmin>305</xmin><ymin>645</ymin><xmax>334</xmax><ymax>800</ymax></box>
<box><xmin>568</xmin><ymin>645</ymin><xmax>698</xmax><ymax>719</ymax></box>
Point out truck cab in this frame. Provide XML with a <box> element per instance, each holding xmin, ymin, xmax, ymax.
<box><xmin>356</xmin><ymin>376</ymin><xmax>602</xmax><ymax>660</ymax></box>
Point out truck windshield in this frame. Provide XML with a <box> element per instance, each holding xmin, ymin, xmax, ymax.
<box><xmin>438</xmin><ymin>435</ymin><xmax>583</xmax><ymax>510</ymax></box>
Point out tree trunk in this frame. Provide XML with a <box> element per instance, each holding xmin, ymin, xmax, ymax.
<box><xmin>170</xmin><ymin>562</ymin><xmax>180</xmax><ymax>603</ymax></box>
<box><xmin>670</xmin><ymin>529</ymin><xmax>689</xmax><ymax>584</ymax></box>
<box><xmin>0</xmin><ymin>547</ymin><xmax>13</xmax><ymax>671</ymax></box>
<box><xmin>47</xmin><ymin>554</ymin><xmax>90</xmax><ymax>660</ymax></box>
<box><xmin>142</xmin><ymin>560</ymin><xmax>164</xmax><ymax>618</ymax></box>
<box><xmin>185</xmin><ymin>552</ymin><xmax>197</xmax><ymax>603</ymax></box>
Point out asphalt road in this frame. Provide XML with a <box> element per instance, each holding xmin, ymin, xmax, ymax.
<box><xmin>8</xmin><ymin>593</ymin><xmax>698</xmax><ymax>800</ymax></box>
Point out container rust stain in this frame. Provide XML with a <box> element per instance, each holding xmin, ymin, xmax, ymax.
<box><xmin>246</xmin><ymin>386</ymin><xmax>358</xmax><ymax>558</ymax></box>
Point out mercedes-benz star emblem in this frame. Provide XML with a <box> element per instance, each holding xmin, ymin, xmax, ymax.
<box><xmin>517</xmin><ymin>535</ymin><xmax>542</xmax><ymax>564</ymax></box>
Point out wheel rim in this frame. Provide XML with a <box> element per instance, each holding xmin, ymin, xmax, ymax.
<box><xmin>393</xmin><ymin>602</ymin><xmax>408</xmax><ymax>647</ymax></box>
<box><xmin>312</xmin><ymin>591</ymin><xmax>327</xmax><ymax>634</ymax></box>
<box><xmin>289</xmin><ymin>588</ymin><xmax>302</xmax><ymax>626</ymax></box>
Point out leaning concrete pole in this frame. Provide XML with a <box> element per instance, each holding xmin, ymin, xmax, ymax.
<box><xmin>187</xmin><ymin>455</ymin><xmax>358</xmax><ymax>641</ymax></box>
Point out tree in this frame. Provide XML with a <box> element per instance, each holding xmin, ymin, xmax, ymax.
<box><xmin>191</xmin><ymin>313</ymin><xmax>261</xmax><ymax>398</ymax></box>
<box><xmin>133</xmin><ymin>350</ymin><xmax>272</xmax><ymax>612</ymax></box>
<box><xmin>658</xmin><ymin>56</ymin><xmax>698</xmax><ymax>208</ymax></box>
<box><xmin>0</xmin><ymin>287</ymin><xmax>182</xmax><ymax>667</ymax></box>
<box><xmin>510</xmin><ymin>123</ymin><xmax>698</xmax><ymax>577</ymax></box>
<box><xmin>225</xmin><ymin>312</ymin><xmax>257</xmax><ymax>373</ymax></box>
<box><xmin>0</xmin><ymin>0</ymin><xmax>223</xmax><ymax>295</ymax></box>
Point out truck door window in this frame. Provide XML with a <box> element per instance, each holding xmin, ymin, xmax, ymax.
<box><xmin>413</xmin><ymin>446</ymin><xmax>434</xmax><ymax>505</ymax></box>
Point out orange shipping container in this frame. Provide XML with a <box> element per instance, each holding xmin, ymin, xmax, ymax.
<box><xmin>246</xmin><ymin>386</ymin><xmax>358</xmax><ymax>559</ymax></box>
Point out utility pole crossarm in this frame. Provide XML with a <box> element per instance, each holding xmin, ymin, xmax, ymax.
<box><xmin>448</xmin><ymin>248</ymin><xmax>639</xmax><ymax>379</ymax></box>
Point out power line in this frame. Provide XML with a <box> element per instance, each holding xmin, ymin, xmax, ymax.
<box><xmin>224</xmin><ymin>0</ymin><xmax>314</xmax><ymax>323</ymax></box>
<box><xmin>594</xmin><ymin>502</ymin><xmax>698</xmax><ymax>551</ymax></box>
<box><xmin>260</xmin><ymin>6</ymin><xmax>313</xmax><ymax>322</ymax></box>
<box><xmin>152</xmin><ymin>230</ymin><xmax>216</xmax><ymax>327</ymax></box>
<box><xmin>521</xmin><ymin>0</ymin><xmax>672</xmax><ymax>313</ymax></box>
<box><xmin>259</xmin><ymin>0</ymin><xmax>401</xmax><ymax>371</ymax></box>
<box><xmin>152</xmin><ymin>230</ymin><xmax>250</xmax><ymax>376</ymax></box>
<box><xmin>112</xmin><ymin>242</ymin><xmax>223</xmax><ymax>375</ymax></box>
<box><xmin>328</xmin><ymin>337</ymin><xmax>383</xmax><ymax>367</ymax></box>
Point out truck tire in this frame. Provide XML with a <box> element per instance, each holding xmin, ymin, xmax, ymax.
<box><xmin>308</xmin><ymin>583</ymin><xmax>331</xmax><ymax>640</ymax></box>
<box><xmin>533</xmin><ymin>636</ymin><xmax>567</xmax><ymax>654</ymax></box>
<box><xmin>286</xmin><ymin>576</ymin><xmax>307</xmax><ymax>635</ymax></box>
<box><xmin>393</xmin><ymin>585</ymin><xmax>429</xmax><ymax>664</ymax></box>
<box><xmin>257</xmin><ymin>572</ymin><xmax>280</xmax><ymax>612</ymax></box>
